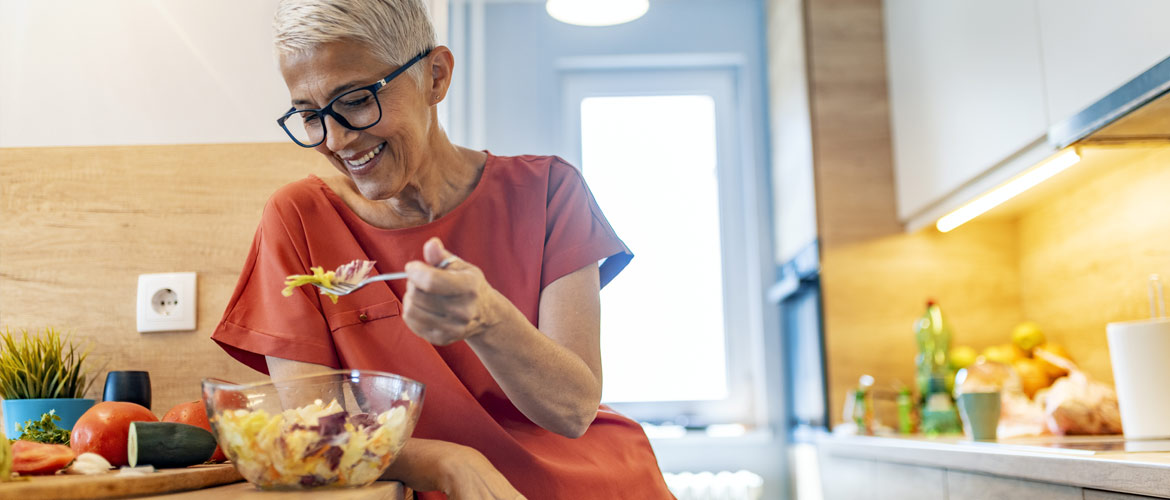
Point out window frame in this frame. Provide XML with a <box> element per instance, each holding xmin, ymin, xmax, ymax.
<box><xmin>558</xmin><ymin>57</ymin><xmax>771</xmax><ymax>428</ymax></box>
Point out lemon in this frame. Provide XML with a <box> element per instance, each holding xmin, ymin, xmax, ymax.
<box><xmin>1012</xmin><ymin>321</ymin><xmax>1046</xmax><ymax>353</ymax></box>
<box><xmin>949</xmin><ymin>345</ymin><xmax>978</xmax><ymax>370</ymax></box>
<box><xmin>981</xmin><ymin>343</ymin><xmax>1023</xmax><ymax>365</ymax></box>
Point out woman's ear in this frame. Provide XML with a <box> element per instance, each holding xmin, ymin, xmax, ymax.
<box><xmin>428</xmin><ymin>46</ymin><xmax>455</xmax><ymax>105</ymax></box>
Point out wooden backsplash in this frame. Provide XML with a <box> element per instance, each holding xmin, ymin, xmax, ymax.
<box><xmin>1018</xmin><ymin>146</ymin><xmax>1170</xmax><ymax>386</ymax></box>
<box><xmin>823</xmin><ymin>147</ymin><xmax>1170</xmax><ymax>425</ymax></box>
<box><xmin>0</xmin><ymin>143</ymin><xmax>334</xmax><ymax>415</ymax></box>
<box><xmin>822</xmin><ymin>219</ymin><xmax>1023</xmax><ymax>425</ymax></box>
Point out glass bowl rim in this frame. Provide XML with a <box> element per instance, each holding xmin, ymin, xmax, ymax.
<box><xmin>201</xmin><ymin>369</ymin><xmax>426</xmax><ymax>393</ymax></box>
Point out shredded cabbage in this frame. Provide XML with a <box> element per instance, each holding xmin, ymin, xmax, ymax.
<box><xmin>214</xmin><ymin>399</ymin><xmax>409</xmax><ymax>490</ymax></box>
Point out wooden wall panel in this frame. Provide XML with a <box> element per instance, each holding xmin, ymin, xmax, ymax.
<box><xmin>803</xmin><ymin>0</ymin><xmax>1025</xmax><ymax>424</ymax></box>
<box><xmin>1018</xmin><ymin>147</ymin><xmax>1170</xmax><ymax>384</ymax></box>
<box><xmin>806</xmin><ymin>0</ymin><xmax>903</xmax><ymax>427</ymax></box>
<box><xmin>805</xmin><ymin>0</ymin><xmax>903</xmax><ymax>249</ymax></box>
<box><xmin>820</xmin><ymin>220</ymin><xmax>1022</xmax><ymax>427</ymax></box>
<box><xmin>0</xmin><ymin>143</ymin><xmax>335</xmax><ymax>416</ymax></box>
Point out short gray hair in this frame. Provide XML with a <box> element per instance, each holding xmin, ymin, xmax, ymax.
<box><xmin>274</xmin><ymin>0</ymin><xmax>436</xmax><ymax>85</ymax></box>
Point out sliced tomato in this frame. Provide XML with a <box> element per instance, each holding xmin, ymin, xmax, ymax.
<box><xmin>163</xmin><ymin>400</ymin><xmax>225</xmax><ymax>462</ymax></box>
<box><xmin>12</xmin><ymin>440</ymin><xmax>76</xmax><ymax>475</ymax></box>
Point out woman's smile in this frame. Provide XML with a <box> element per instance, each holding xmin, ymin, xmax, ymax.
<box><xmin>338</xmin><ymin>141</ymin><xmax>387</xmax><ymax>175</ymax></box>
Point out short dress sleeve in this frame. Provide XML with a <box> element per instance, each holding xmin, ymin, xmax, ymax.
<box><xmin>211</xmin><ymin>196</ymin><xmax>340</xmax><ymax>374</ymax></box>
<box><xmin>541</xmin><ymin>157</ymin><xmax>633</xmax><ymax>290</ymax></box>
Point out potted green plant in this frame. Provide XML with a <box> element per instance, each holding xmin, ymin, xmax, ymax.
<box><xmin>0</xmin><ymin>327</ymin><xmax>96</xmax><ymax>438</ymax></box>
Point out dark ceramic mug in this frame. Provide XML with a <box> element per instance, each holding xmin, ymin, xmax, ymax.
<box><xmin>103</xmin><ymin>370</ymin><xmax>151</xmax><ymax>409</ymax></box>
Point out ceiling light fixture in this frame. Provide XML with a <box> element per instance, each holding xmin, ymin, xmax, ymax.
<box><xmin>546</xmin><ymin>0</ymin><xmax>649</xmax><ymax>27</ymax></box>
<box><xmin>936</xmin><ymin>149</ymin><xmax>1081</xmax><ymax>233</ymax></box>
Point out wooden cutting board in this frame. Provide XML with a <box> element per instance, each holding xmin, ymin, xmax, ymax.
<box><xmin>0</xmin><ymin>463</ymin><xmax>243</xmax><ymax>499</ymax></box>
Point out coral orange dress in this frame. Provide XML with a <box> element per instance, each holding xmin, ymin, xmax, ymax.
<box><xmin>212</xmin><ymin>153</ymin><xmax>674</xmax><ymax>499</ymax></box>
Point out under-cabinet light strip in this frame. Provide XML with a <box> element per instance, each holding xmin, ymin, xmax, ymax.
<box><xmin>936</xmin><ymin>149</ymin><xmax>1081</xmax><ymax>233</ymax></box>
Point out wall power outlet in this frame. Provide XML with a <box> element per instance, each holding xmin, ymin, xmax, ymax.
<box><xmin>136</xmin><ymin>272</ymin><xmax>197</xmax><ymax>333</ymax></box>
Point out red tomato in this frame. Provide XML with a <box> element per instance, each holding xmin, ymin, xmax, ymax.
<box><xmin>12</xmin><ymin>440</ymin><xmax>76</xmax><ymax>475</ymax></box>
<box><xmin>70</xmin><ymin>401</ymin><xmax>158</xmax><ymax>466</ymax></box>
<box><xmin>163</xmin><ymin>400</ymin><xmax>225</xmax><ymax>462</ymax></box>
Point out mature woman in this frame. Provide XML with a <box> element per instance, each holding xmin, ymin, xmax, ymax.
<box><xmin>211</xmin><ymin>0</ymin><xmax>674</xmax><ymax>498</ymax></box>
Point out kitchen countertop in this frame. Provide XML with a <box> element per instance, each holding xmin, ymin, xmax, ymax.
<box><xmin>818</xmin><ymin>433</ymin><xmax>1170</xmax><ymax>498</ymax></box>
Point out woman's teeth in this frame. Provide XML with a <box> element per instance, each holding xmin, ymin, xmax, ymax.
<box><xmin>346</xmin><ymin>143</ymin><xmax>385</xmax><ymax>167</ymax></box>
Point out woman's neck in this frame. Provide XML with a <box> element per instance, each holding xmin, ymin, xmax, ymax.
<box><xmin>326</xmin><ymin>129</ymin><xmax>487</xmax><ymax>230</ymax></box>
<box><xmin>386</xmin><ymin>139</ymin><xmax>483</xmax><ymax>225</ymax></box>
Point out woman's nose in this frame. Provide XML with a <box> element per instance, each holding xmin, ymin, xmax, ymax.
<box><xmin>323</xmin><ymin>114</ymin><xmax>359</xmax><ymax>152</ymax></box>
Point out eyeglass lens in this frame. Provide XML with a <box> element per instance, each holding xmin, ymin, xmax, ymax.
<box><xmin>284</xmin><ymin>88</ymin><xmax>382</xmax><ymax>146</ymax></box>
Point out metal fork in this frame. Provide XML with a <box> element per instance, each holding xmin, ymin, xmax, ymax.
<box><xmin>311</xmin><ymin>255</ymin><xmax>458</xmax><ymax>297</ymax></box>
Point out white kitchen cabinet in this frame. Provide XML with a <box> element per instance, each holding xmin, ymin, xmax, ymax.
<box><xmin>1084</xmin><ymin>490</ymin><xmax>1164</xmax><ymax>500</ymax></box>
<box><xmin>1037</xmin><ymin>0</ymin><xmax>1170</xmax><ymax>127</ymax></box>
<box><xmin>818</xmin><ymin>454</ymin><xmax>947</xmax><ymax>500</ymax></box>
<box><xmin>883</xmin><ymin>0</ymin><xmax>1049</xmax><ymax>224</ymax></box>
<box><xmin>947</xmin><ymin>470</ymin><xmax>1081</xmax><ymax>500</ymax></box>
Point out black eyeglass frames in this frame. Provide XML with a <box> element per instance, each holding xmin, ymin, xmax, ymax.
<box><xmin>277</xmin><ymin>50</ymin><xmax>431</xmax><ymax>148</ymax></box>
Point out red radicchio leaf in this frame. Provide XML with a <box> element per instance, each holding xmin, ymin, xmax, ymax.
<box><xmin>324</xmin><ymin>446</ymin><xmax>344</xmax><ymax>470</ymax></box>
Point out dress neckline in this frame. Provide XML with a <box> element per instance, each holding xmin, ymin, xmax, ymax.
<box><xmin>309</xmin><ymin>151</ymin><xmax>495</xmax><ymax>234</ymax></box>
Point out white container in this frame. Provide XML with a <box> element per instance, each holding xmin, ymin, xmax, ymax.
<box><xmin>1107</xmin><ymin>317</ymin><xmax>1170</xmax><ymax>439</ymax></box>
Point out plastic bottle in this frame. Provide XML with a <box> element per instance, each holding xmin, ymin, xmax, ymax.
<box><xmin>915</xmin><ymin>300</ymin><xmax>961</xmax><ymax>435</ymax></box>
<box><xmin>896</xmin><ymin>386</ymin><xmax>916</xmax><ymax>434</ymax></box>
<box><xmin>852</xmin><ymin>388</ymin><xmax>869</xmax><ymax>434</ymax></box>
<box><xmin>915</xmin><ymin>300</ymin><xmax>954</xmax><ymax>400</ymax></box>
<box><xmin>920</xmin><ymin>377</ymin><xmax>962</xmax><ymax>435</ymax></box>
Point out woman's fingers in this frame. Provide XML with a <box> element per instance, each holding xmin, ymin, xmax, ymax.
<box><xmin>423</xmin><ymin>237</ymin><xmax>452</xmax><ymax>267</ymax></box>
<box><xmin>407</xmin><ymin>288</ymin><xmax>474</xmax><ymax>323</ymax></box>
<box><xmin>404</xmin><ymin>282</ymin><xmax>474</xmax><ymax>345</ymax></box>
<box><xmin>405</xmin><ymin>262</ymin><xmax>476</xmax><ymax>295</ymax></box>
<box><xmin>402</xmin><ymin>237</ymin><xmax>502</xmax><ymax>346</ymax></box>
<box><xmin>403</xmin><ymin>306</ymin><xmax>465</xmax><ymax>345</ymax></box>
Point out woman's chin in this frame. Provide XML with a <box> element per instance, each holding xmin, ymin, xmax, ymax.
<box><xmin>354</xmin><ymin>180</ymin><xmax>397</xmax><ymax>201</ymax></box>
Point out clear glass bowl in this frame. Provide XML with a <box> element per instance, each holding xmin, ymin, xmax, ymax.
<box><xmin>202</xmin><ymin>370</ymin><xmax>424</xmax><ymax>490</ymax></box>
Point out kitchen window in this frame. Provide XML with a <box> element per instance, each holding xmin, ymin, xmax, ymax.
<box><xmin>561</xmin><ymin>66</ymin><xmax>762</xmax><ymax>427</ymax></box>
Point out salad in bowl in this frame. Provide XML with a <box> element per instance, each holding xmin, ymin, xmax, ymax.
<box><xmin>202</xmin><ymin>370</ymin><xmax>424</xmax><ymax>490</ymax></box>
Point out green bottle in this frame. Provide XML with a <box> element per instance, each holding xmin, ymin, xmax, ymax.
<box><xmin>896</xmin><ymin>386</ymin><xmax>916</xmax><ymax>434</ymax></box>
<box><xmin>920</xmin><ymin>377</ymin><xmax>961</xmax><ymax>435</ymax></box>
<box><xmin>915</xmin><ymin>301</ymin><xmax>961</xmax><ymax>435</ymax></box>
<box><xmin>915</xmin><ymin>300</ymin><xmax>953</xmax><ymax>400</ymax></box>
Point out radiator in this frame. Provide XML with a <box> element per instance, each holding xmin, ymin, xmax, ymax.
<box><xmin>663</xmin><ymin>470</ymin><xmax>764</xmax><ymax>500</ymax></box>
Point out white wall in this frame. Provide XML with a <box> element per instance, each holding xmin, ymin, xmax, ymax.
<box><xmin>1</xmin><ymin>0</ymin><xmax>286</xmax><ymax>146</ymax></box>
<box><xmin>0</xmin><ymin>0</ymin><xmax>449</xmax><ymax>147</ymax></box>
<box><xmin>766</xmin><ymin>0</ymin><xmax>816</xmax><ymax>264</ymax></box>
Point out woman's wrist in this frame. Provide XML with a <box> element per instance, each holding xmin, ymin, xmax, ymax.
<box><xmin>467</xmin><ymin>286</ymin><xmax>511</xmax><ymax>341</ymax></box>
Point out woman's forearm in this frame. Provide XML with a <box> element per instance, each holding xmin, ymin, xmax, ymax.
<box><xmin>466</xmin><ymin>288</ymin><xmax>602</xmax><ymax>438</ymax></box>
<box><xmin>402</xmin><ymin>241</ymin><xmax>605</xmax><ymax>438</ymax></box>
